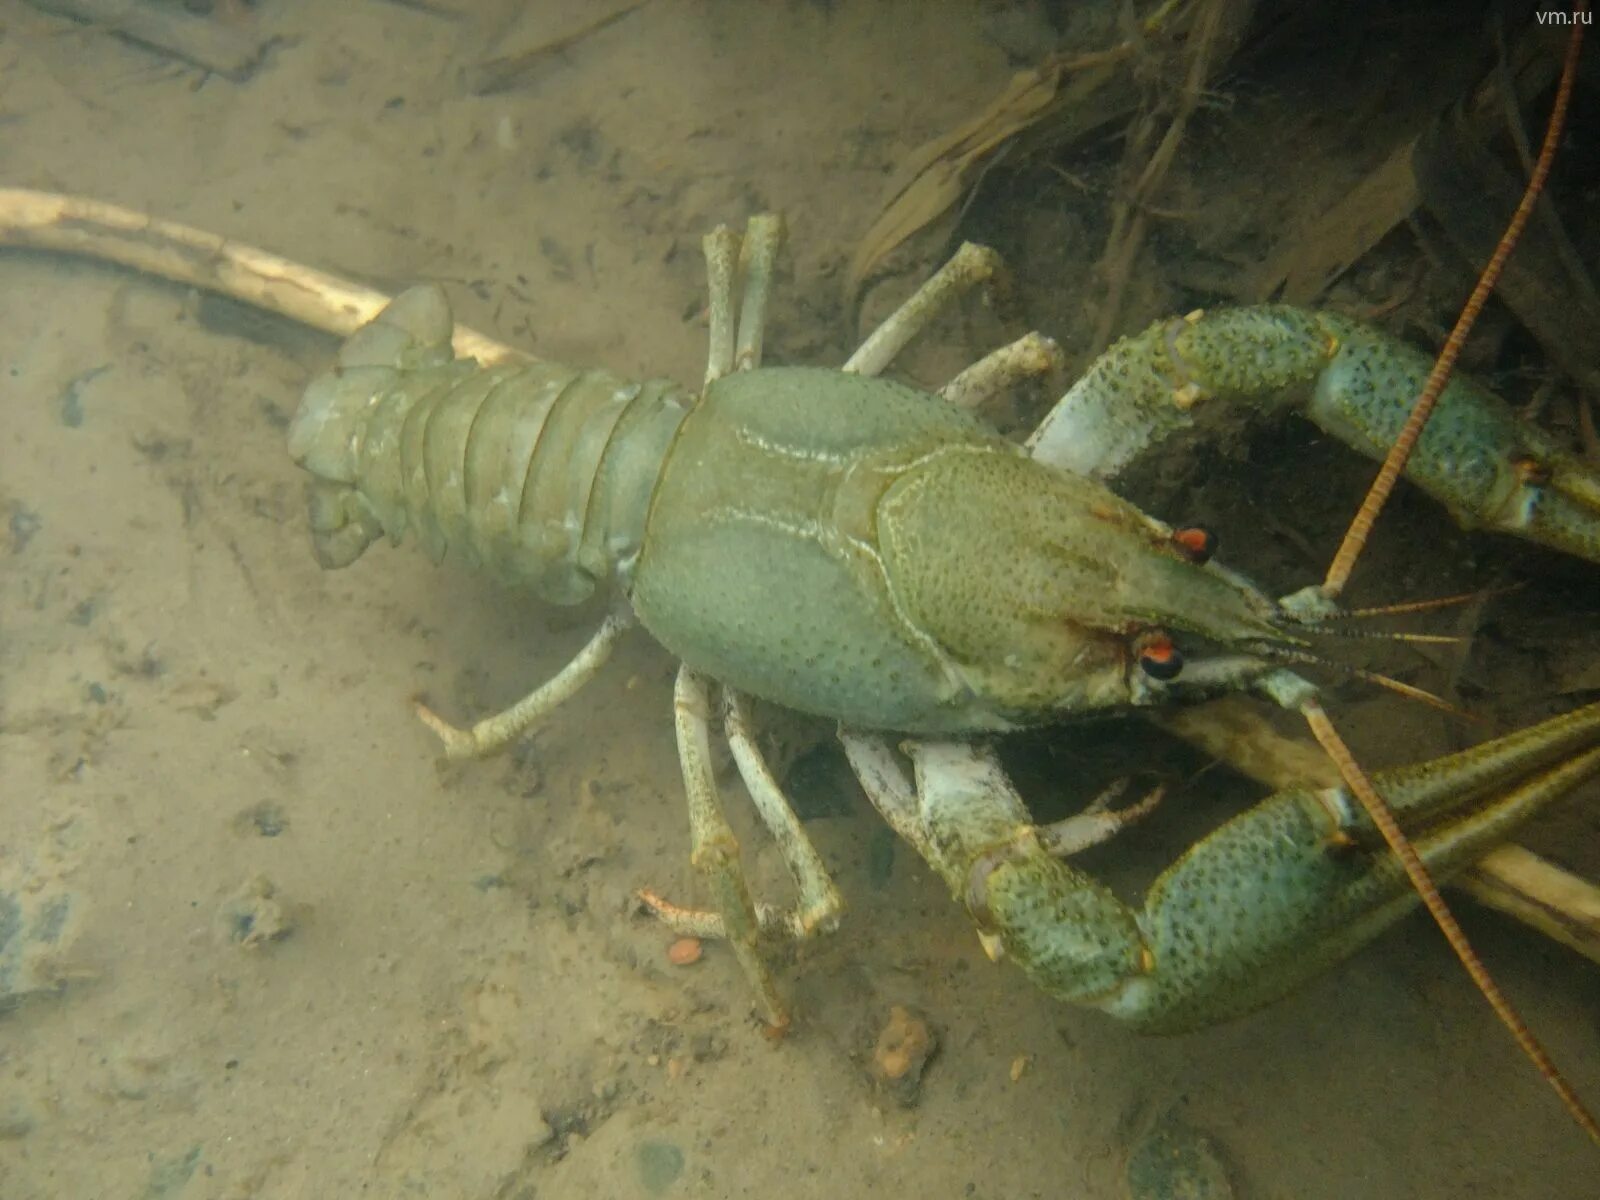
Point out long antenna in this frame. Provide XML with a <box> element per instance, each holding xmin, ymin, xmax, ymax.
<box><xmin>1304</xmin><ymin>701</ymin><xmax>1600</xmax><ymax>1144</ymax></box>
<box><xmin>1309</xmin><ymin>4</ymin><xmax>1598</xmax><ymax>1144</ymax></box>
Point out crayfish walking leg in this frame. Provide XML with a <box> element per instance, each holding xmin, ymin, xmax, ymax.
<box><xmin>633</xmin><ymin>216</ymin><xmax>846</xmax><ymax>1029</ymax></box>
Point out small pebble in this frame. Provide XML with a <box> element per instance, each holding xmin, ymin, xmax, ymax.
<box><xmin>0</xmin><ymin>1099</ymin><xmax>37</xmax><ymax>1139</ymax></box>
<box><xmin>666</xmin><ymin>937</ymin><xmax>702</xmax><ymax>966</ymax></box>
<box><xmin>1126</xmin><ymin>1111</ymin><xmax>1234</xmax><ymax>1200</ymax></box>
<box><xmin>218</xmin><ymin>875</ymin><xmax>295</xmax><ymax>948</ymax></box>
<box><xmin>232</xmin><ymin>801</ymin><xmax>288</xmax><ymax>838</ymax></box>
<box><xmin>7</xmin><ymin>503</ymin><xmax>42</xmax><ymax>553</ymax></box>
<box><xmin>58</xmin><ymin>365</ymin><xmax>109</xmax><ymax>428</ymax></box>
<box><xmin>870</xmin><ymin>1005</ymin><xmax>937</xmax><ymax>1107</ymax></box>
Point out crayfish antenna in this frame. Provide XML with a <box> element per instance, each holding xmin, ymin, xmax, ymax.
<box><xmin>1335</xmin><ymin>582</ymin><xmax>1525</xmax><ymax>620</ymax></box>
<box><xmin>1307</xmin><ymin>10</ymin><xmax>1594</xmax><ymax>1134</ymax></box>
<box><xmin>1313</xmin><ymin>628</ymin><xmax>1464</xmax><ymax>646</ymax></box>
<box><xmin>1302</xmin><ymin>701</ymin><xmax>1600</xmax><ymax>1146</ymax></box>
<box><xmin>1340</xmin><ymin>666</ymin><xmax>1480</xmax><ymax>722</ymax></box>
<box><xmin>1250</xmin><ymin>645</ymin><xmax>1477</xmax><ymax>721</ymax></box>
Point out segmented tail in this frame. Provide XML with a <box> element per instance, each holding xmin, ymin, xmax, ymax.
<box><xmin>288</xmin><ymin>286</ymin><xmax>693</xmax><ymax>604</ymax></box>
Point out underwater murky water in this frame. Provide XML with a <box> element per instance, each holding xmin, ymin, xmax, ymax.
<box><xmin>3</xmin><ymin>3</ymin><xmax>1598</xmax><ymax>1198</ymax></box>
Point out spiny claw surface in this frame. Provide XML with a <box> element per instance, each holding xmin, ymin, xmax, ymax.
<box><xmin>901</xmin><ymin>702</ymin><xmax>1600</xmax><ymax>1033</ymax></box>
<box><xmin>1028</xmin><ymin>305</ymin><xmax>1600</xmax><ymax>564</ymax></box>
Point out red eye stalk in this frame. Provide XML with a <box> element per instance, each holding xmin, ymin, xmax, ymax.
<box><xmin>1171</xmin><ymin>525</ymin><xmax>1215</xmax><ymax>564</ymax></box>
<box><xmin>1137</xmin><ymin>634</ymin><xmax>1183</xmax><ymax>681</ymax></box>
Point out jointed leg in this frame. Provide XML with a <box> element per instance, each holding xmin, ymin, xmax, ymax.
<box><xmin>642</xmin><ymin>694</ymin><xmax>844</xmax><ymax>942</ymax></box>
<box><xmin>843</xmin><ymin>242</ymin><xmax>1003</xmax><ymax>377</ymax></box>
<box><xmin>940</xmin><ymin>331</ymin><xmax>1063</xmax><ymax>411</ymax></box>
<box><xmin>840</xmin><ymin>734</ymin><xmax>1025</xmax><ymax>964</ymax></box>
<box><xmin>1035</xmin><ymin>778</ymin><xmax>1166</xmax><ymax>857</ymax></box>
<box><xmin>702</xmin><ymin>225</ymin><xmax>739</xmax><ymax>385</ymax></box>
<box><xmin>704</xmin><ymin>213</ymin><xmax>786</xmax><ymax>386</ymax></box>
<box><xmin>724</xmin><ymin>691</ymin><xmax>844</xmax><ymax>937</ymax></box>
<box><xmin>841</xmin><ymin>734</ymin><xmax>1158</xmax><ymax>895</ymax></box>
<box><xmin>417</xmin><ymin>610</ymin><xmax>633</xmax><ymax>759</ymax></box>
<box><xmin>734</xmin><ymin>214</ymin><xmax>785</xmax><ymax>373</ymax></box>
<box><xmin>642</xmin><ymin>216</ymin><xmax>829</xmax><ymax>1024</ymax></box>
<box><xmin>654</xmin><ymin>666</ymin><xmax>788</xmax><ymax>1029</ymax></box>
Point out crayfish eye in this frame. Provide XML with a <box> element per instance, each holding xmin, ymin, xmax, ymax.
<box><xmin>1171</xmin><ymin>525</ymin><xmax>1216</xmax><ymax>564</ymax></box>
<box><xmin>1137</xmin><ymin>635</ymin><xmax>1184</xmax><ymax>681</ymax></box>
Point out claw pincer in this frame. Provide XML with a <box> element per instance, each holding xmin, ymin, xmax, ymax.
<box><xmin>1029</xmin><ymin>305</ymin><xmax>1600</xmax><ymax>564</ymax></box>
<box><xmin>909</xmin><ymin>703</ymin><xmax>1600</xmax><ymax>1033</ymax></box>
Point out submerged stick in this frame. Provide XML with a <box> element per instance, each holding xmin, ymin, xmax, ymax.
<box><xmin>0</xmin><ymin>188</ymin><xmax>519</xmax><ymax>364</ymax></box>
<box><xmin>24</xmin><ymin>0</ymin><xmax>269</xmax><ymax>81</ymax></box>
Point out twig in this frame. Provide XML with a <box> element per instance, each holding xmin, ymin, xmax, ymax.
<box><xmin>0</xmin><ymin>188</ymin><xmax>520</xmax><ymax>364</ymax></box>
<box><xmin>464</xmin><ymin>0</ymin><xmax>652</xmax><ymax>95</ymax></box>
<box><xmin>1089</xmin><ymin>0</ymin><xmax>1243</xmax><ymax>354</ymax></box>
<box><xmin>25</xmin><ymin>0</ymin><xmax>269</xmax><ymax>82</ymax></box>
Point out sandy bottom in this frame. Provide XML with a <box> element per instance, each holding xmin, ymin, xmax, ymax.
<box><xmin>3</xmin><ymin>4</ymin><xmax>1598</xmax><ymax>1198</ymax></box>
